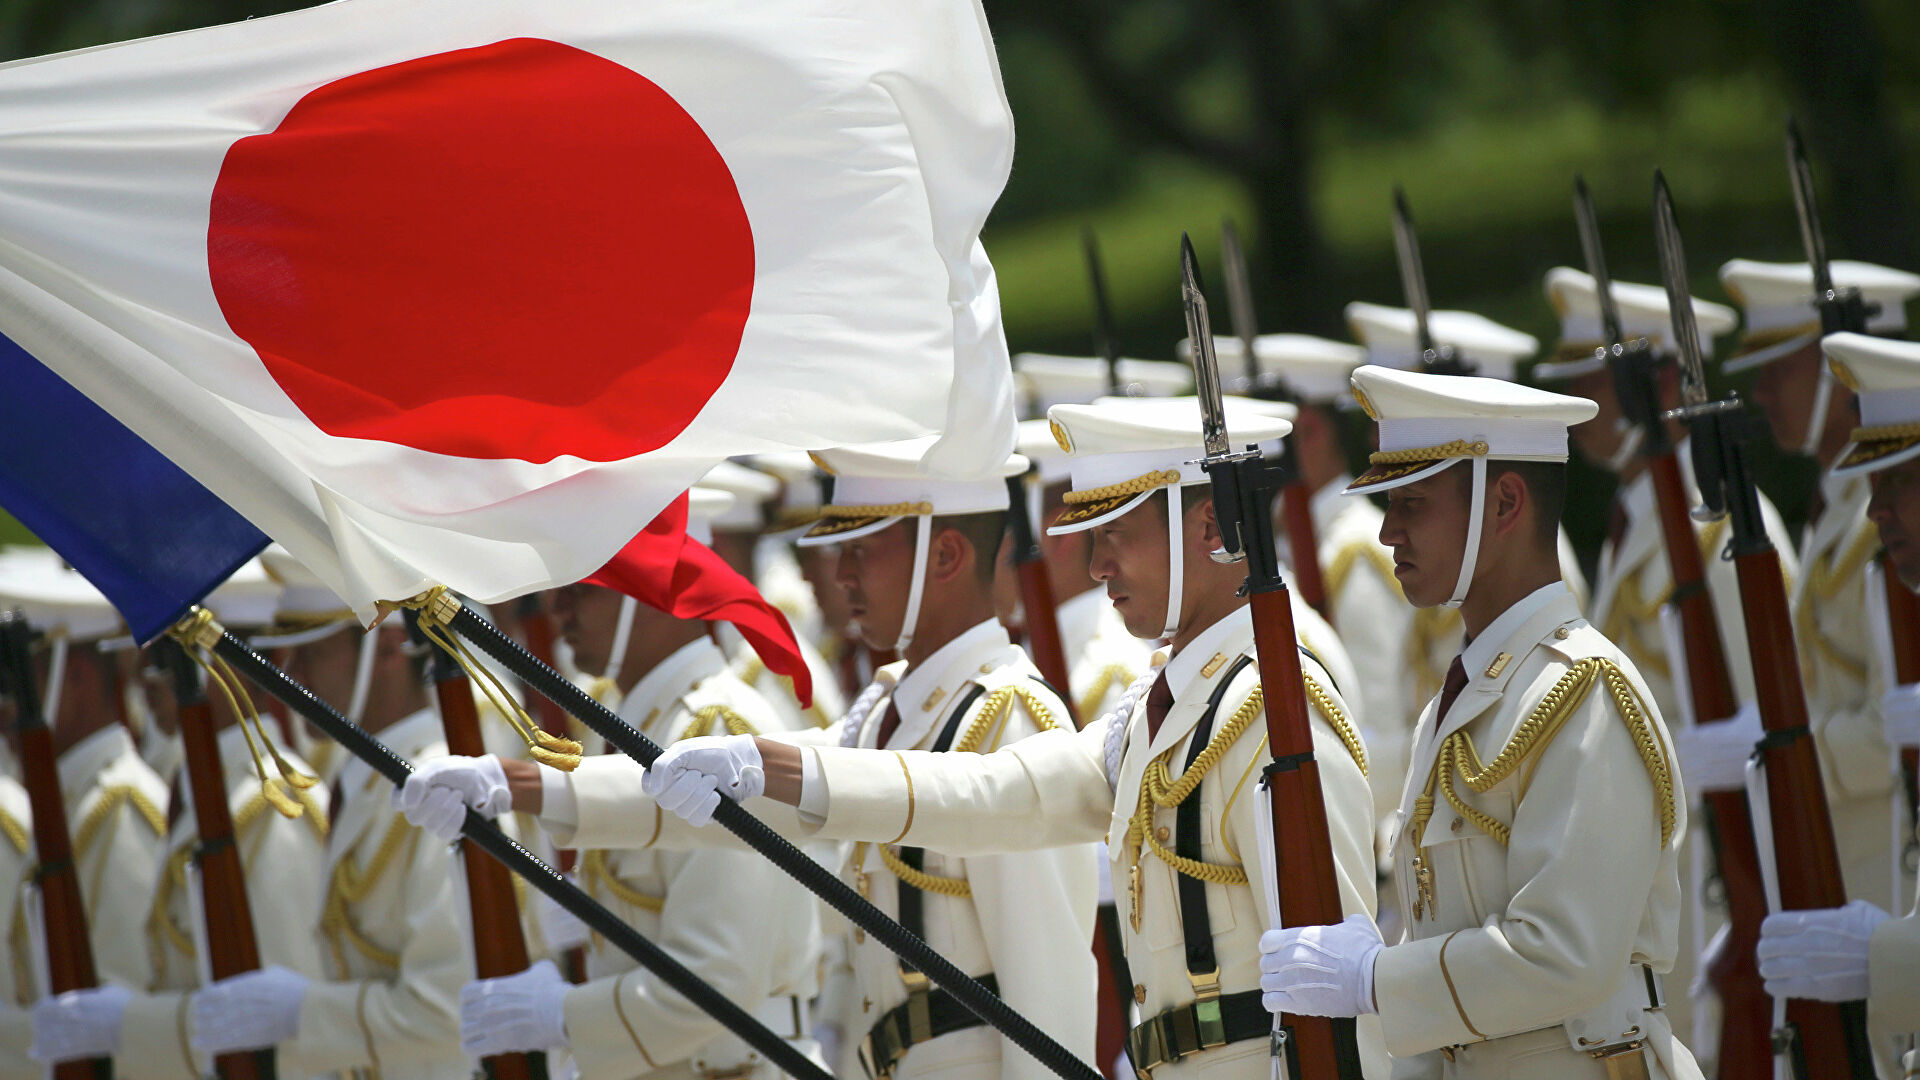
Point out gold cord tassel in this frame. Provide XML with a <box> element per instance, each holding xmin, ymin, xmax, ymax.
<box><xmin>169</xmin><ymin>613</ymin><xmax>314</xmax><ymax>820</ymax></box>
<box><xmin>399</xmin><ymin>587</ymin><xmax>583</xmax><ymax>771</ymax></box>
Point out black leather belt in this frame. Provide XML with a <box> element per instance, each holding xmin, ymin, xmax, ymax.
<box><xmin>1126</xmin><ymin>989</ymin><xmax>1268</xmax><ymax>1077</ymax></box>
<box><xmin>860</xmin><ymin>972</ymin><xmax>999</xmax><ymax>1079</ymax></box>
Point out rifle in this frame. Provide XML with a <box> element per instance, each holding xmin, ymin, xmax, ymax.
<box><xmin>1219</xmin><ymin>218</ymin><xmax>1331</xmax><ymax>624</ymax></box>
<box><xmin>0</xmin><ymin>613</ymin><xmax>110</xmax><ymax>1080</ymax></box>
<box><xmin>512</xmin><ymin>595</ymin><xmax>586</xmax><ymax>983</ymax></box>
<box><xmin>1004</xmin><ymin>474</ymin><xmax>1076</xmax><ymax>727</ymax></box>
<box><xmin>1785</xmin><ymin>121</ymin><xmax>1879</xmax><ymax>339</ymax></box>
<box><xmin>158</xmin><ymin>639</ymin><xmax>277</xmax><ymax>1080</ymax></box>
<box><xmin>1655</xmin><ymin>170</ymin><xmax>1874</xmax><ymax>1080</ymax></box>
<box><xmin>405</xmin><ymin>611</ymin><xmax>549</xmax><ymax>1080</ymax></box>
<box><xmin>1082</xmin><ymin>229</ymin><xmax>1128</xmax><ymax>396</ymax></box>
<box><xmin>1573</xmin><ymin>173</ymin><xmax>1774</xmax><ymax>1075</ymax></box>
<box><xmin>1389</xmin><ymin>189</ymin><xmax>1473</xmax><ymax>377</ymax></box>
<box><xmin>1181</xmin><ymin>235</ymin><xmax>1363</xmax><ymax>1080</ymax></box>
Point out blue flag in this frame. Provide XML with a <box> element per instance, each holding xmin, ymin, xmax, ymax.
<box><xmin>0</xmin><ymin>334</ymin><xmax>266</xmax><ymax>641</ymax></box>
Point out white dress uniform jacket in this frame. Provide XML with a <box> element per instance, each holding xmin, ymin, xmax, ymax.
<box><xmin>553</xmin><ymin>620</ymin><xmax>1096</xmax><ymax>1080</ymax></box>
<box><xmin>1372</xmin><ymin>584</ymin><xmax>1699</xmax><ymax>1080</ymax></box>
<box><xmin>0</xmin><ymin>777</ymin><xmax>34</xmax><ymax>1080</ymax></box>
<box><xmin>560</xmin><ymin>636</ymin><xmax>822</xmax><ymax>1080</ymax></box>
<box><xmin>116</xmin><ymin>725</ymin><xmax>331</xmax><ymax>1080</ymax></box>
<box><xmin>797</xmin><ymin>606</ymin><xmax>1386</xmax><ymax>1080</ymax></box>
<box><xmin>1794</xmin><ymin>474</ymin><xmax>1907</xmax><ymax>908</ymax></box>
<box><xmin>285</xmin><ymin>707</ymin><xmax>466</xmax><ymax>1080</ymax></box>
<box><xmin>1056</xmin><ymin>588</ymin><xmax>1152</xmax><ymax>724</ymax></box>
<box><xmin>57</xmin><ymin>725</ymin><xmax>168</xmax><ymax>991</ymax></box>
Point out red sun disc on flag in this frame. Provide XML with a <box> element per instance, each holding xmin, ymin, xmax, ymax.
<box><xmin>207</xmin><ymin>37</ymin><xmax>753</xmax><ymax>464</ymax></box>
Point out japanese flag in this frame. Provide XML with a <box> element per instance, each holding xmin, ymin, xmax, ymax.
<box><xmin>0</xmin><ymin>0</ymin><xmax>1016</xmax><ymax>616</ymax></box>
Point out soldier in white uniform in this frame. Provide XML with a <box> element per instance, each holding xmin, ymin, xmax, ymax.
<box><xmin>628</xmin><ymin>401</ymin><xmax>1385</xmax><ymax>1079</ymax></box>
<box><xmin>401</xmin><ymin>442</ymin><xmax>1099</xmax><ymax>1080</ymax></box>
<box><xmin>1530</xmin><ymin>267</ymin><xmax>1795</xmax><ymax>1057</ymax></box>
<box><xmin>1258</xmin><ymin>366</ymin><xmax>1698</xmax><ymax>1079</ymax></box>
<box><xmin>0</xmin><ymin>549</ymin><xmax>168</xmax><ymax>999</ymax></box>
<box><xmin>1722</xmin><ymin>258</ymin><xmax>1920</xmax><ymax>914</ymax></box>
<box><xmin>752</xmin><ymin>450</ymin><xmax>871</xmax><ymax>703</ymax></box>
<box><xmin>0</xmin><ymin>753</ymin><xmax>32</xmax><ymax>1080</ymax></box>
<box><xmin>28</xmin><ymin>557</ymin><xmax>332</xmax><ymax>1079</ymax></box>
<box><xmin>1756</xmin><ymin>332</ymin><xmax>1920</xmax><ymax>1077</ymax></box>
<box><xmin>188</xmin><ymin>611</ymin><xmax>470</xmax><ymax>1080</ymax></box>
<box><xmin>400</xmin><ymin>486</ymin><xmax>825</xmax><ymax>1080</ymax></box>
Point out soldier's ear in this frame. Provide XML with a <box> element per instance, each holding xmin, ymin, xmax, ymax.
<box><xmin>1191</xmin><ymin>494</ymin><xmax>1222</xmax><ymax>549</ymax></box>
<box><xmin>1489</xmin><ymin>470</ymin><xmax>1529</xmax><ymax>539</ymax></box>
<box><xmin>926</xmin><ymin>523</ymin><xmax>969</xmax><ymax>585</ymax></box>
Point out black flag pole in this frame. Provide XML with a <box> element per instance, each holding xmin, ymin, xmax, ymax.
<box><xmin>165</xmin><ymin>610</ymin><xmax>834</xmax><ymax>1080</ymax></box>
<box><xmin>427</xmin><ymin>597</ymin><xmax>1103</xmax><ymax>1080</ymax></box>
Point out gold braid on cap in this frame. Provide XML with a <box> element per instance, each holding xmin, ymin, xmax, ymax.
<box><xmin>1850</xmin><ymin>420</ymin><xmax>1920</xmax><ymax>444</ymax></box>
<box><xmin>1368</xmin><ymin>439</ymin><xmax>1490</xmax><ymax>466</ymax></box>
<box><xmin>818</xmin><ymin>501</ymin><xmax>933</xmax><ymax>518</ymax></box>
<box><xmin>1062</xmin><ymin>469</ymin><xmax>1183</xmax><ymax>505</ymax></box>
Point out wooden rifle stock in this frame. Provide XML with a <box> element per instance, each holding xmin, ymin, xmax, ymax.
<box><xmin>165</xmin><ymin>643</ymin><xmax>277</xmax><ymax>1080</ymax></box>
<box><xmin>0</xmin><ymin>618</ymin><xmax>110</xmax><ymax>1080</ymax></box>
<box><xmin>1735</xmin><ymin>547</ymin><xmax>1875</xmax><ymax>1077</ymax></box>
<box><xmin>1279</xmin><ymin>482</ymin><xmax>1330</xmax><ymax>626</ymax></box>
<box><xmin>415</xmin><ymin>620</ymin><xmax>548</xmax><ymax>1080</ymax></box>
<box><xmin>1005</xmin><ymin>476</ymin><xmax>1078</xmax><ymax>727</ymax></box>
<box><xmin>512</xmin><ymin>598</ymin><xmax>586</xmax><ymax>983</ymax></box>
<box><xmin>1646</xmin><ymin>452</ymin><xmax>1773</xmax><ymax>1076</ymax></box>
<box><xmin>1250</xmin><ymin>586</ymin><xmax>1363</xmax><ymax>1078</ymax></box>
<box><xmin>1880</xmin><ymin>555</ymin><xmax>1920</xmax><ymax>882</ymax></box>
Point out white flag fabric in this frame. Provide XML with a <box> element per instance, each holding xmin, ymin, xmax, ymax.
<box><xmin>0</xmin><ymin>0</ymin><xmax>1016</xmax><ymax>615</ymax></box>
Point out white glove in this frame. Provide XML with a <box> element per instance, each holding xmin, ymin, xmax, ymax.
<box><xmin>1883</xmin><ymin>683</ymin><xmax>1920</xmax><ymax>748</ymax></box>
<box><xmin>641</xmin><ymin>735</ymin><xmax>764</xmax><ymax>827</ymax></box>
<box><xmin>394</xmin><ymin>755</ymin><xmax>512</xmax><ymax>842</ymax></box>
<box><xmin>190</xmin><ymin>966</ymin><xmax>308</xmax><ymax>1055</ymax></box>
<box><xmin>29</xmin><ymin>985</ymin><xmax>130</xmax><ymax>1063</ymax></box>
<box><xmin>460</xmin><ymin>959</ymin><xmax>569</xmax><ymax>1057</ymax></box>
<box><xmin>536</xmin><ymin>880</ymin><xmax>591</xmax><ymax>953</ymax></box>
<box><xmin>1676</xmin><ymin>704</ymin><xmax>1763</xmax><ymax>793</ymax></box>
<box><xmin>1757</xmin><ymin>899</ymin><xmax>1890</xmax><ymax>1002</ymax></box>
<box><xmin>1258</xmin><ymin>914</ymin><xmax>1383</xmax><ymax>1018</ymax></box>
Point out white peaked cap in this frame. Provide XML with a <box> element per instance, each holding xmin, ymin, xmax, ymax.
<box><xmin>1824</xmin><ymin>333</ymin><xmax>1920</xmax><ymax>478</ymax></box>
<box><xmin>1534</xmin><ymin>266</ymin><xmax>1738</xmax><ymax>381</ymax></box>
<box><xmin>1344</xmin><ymin>365</ymin><xmax>1598</xmax><ymax>494</ymax></box>
<box><xmin>800</xmin><ymin>436</ymin><xmax>1028</xmax><ymax>546</ymax></box>
<box><xmin>254</xmin><ymin>545</ymin><xmax>356</xmax><ymax>648</ymax></box>
<box><xmin>1013</xmin><ymin>353</ymin><xmax>1192</xmax><ymax>417</ymax></box>
<box><xmin>685</xmin><ymin>486</ymin><xmax>735</xmax><ymax>547</ymax></box>
<box><xmin>749</xmin><ymin>450</ymin><xmax>830</xmax><ymax>529</ymax></box>
<box><xmin>0</xmin><ymin>546</ymin><xmax>123</xmax><ymax>641</ymax></box>
<box><xmin>1176</xmin><ymin>334</ymin><xmax>1370</xmax><ymax>405</ymax></box>
<box><xmin>699</xmin><ymin>461</ymin><xmax>779</xmax><ymax>533</ymax></box>
<box><xmin>1045</xmin><ymin>396</ymin><xmax>1292</xmax><ymax>534</ymax></box>
<box><xmin>201</xmin><ymin>557</ymin><xmax>279</xmax><ymax>630</ymax></box>
<box><xmin>1719</xmin><ymin>259</ymin><xmax>1920</xmax><ymax>372</ymax></box>
<box><xmin>1017</xmin><ymin>418</ymin><xmax>1072</xmax><ymax>485</ymax></box>
<box><xmin>1344</xmin><ymin>302</ymin><xmax>1539</xmax><ymax>382</ymax></box>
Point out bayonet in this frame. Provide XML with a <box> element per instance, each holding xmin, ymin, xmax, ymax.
<box><xmin>1391</xmin><ymin>188</ymin><xmax>1467</xmax><ymax>374</ymax></box>
<box><xmin>1181</xmin><ymin>233</ymin><xmax>1235</xmax><ymax>464</ymax></box>
<box><xmin>1785</xmin><ymin>119</ymin><xmax>1876</xmax><ymax>334</ymax></box>
<box><xmin>1219</xmin><ymin>218</ymin><xmax>1265</xmax><ymax>393</ymax></box>
<box><xmin>1653</xmin><ymin>170</ymin><xmax>1713</xmax><ymax>411</ymax></box>
<box><xmin>1082</xmin><ymin>228</ymin><xmax>1127</xmax><ymax>395</ymax></box>
<box><xmin>1573</xmin><ymin>174</ymin><xmax>1625</xmax><ymax>348</ymax></box>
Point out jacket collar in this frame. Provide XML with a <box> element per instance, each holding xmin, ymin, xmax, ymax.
<box><xmin>57</xmin><ymin>723</ymin><xmax>135</xmax><ymax>801</ymax></box>
<box><xmin>876</xmin><ymin>618</ymin><xmax>1009</xmax><ymax>751</ymax></box>
<box><xmin>1143</xmin><ymin>605</ymin><xmax>1255</xmax><ymax>760</ymax></box>
<box><xmin>1803</xmin><ymin>473</ymin><xmax>1872</xmax><ymax>567</ymax></box>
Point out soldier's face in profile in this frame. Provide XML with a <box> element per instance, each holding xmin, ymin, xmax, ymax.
<box><xmin>1751</xmin><ymin>343</ymin><xmax>1831</xmax><ymax>453</ymax></box>
<box><xmin>1567</xmin><ymin>369</ymin><xmax>1629</xmax><ymax>468</ymax></box>
<box><xmin>835</xmin><ymin>520</ymin><xmax>914</xmax><ymax>649</ymax></box>
<box><xmin>1086</xmin><ymin>498</ymin><xmax>1173</xmax><ymax>641</ymax></box>
<box><xmin>1379</xmin><ymin>467</ymin><xmax>1470</xmax><ymax>608</ymax></box>
<box><xmin>1869</xmin><ymin>456</ymin><xmax>1920</xmax><ymax>588</ymax></box>
<box><xmin>550</xmin><ymin>582</ymin><xmax>627</xmax><ymax>677</ymax></box>
<box><xmin>284</xmin><ymin>628</ymin><xmax>359</xmax><ymax>712</ymax></box>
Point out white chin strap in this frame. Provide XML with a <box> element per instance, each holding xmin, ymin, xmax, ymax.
<box><xmin>896</xmin><ymin>517</ymin><xmax>932</xmax><ymax>654</ymax></box>
<box><xmin>600</xmin><ymin>594</ymin><xmax>639</xmax><ymax>689</ymax></box>
<box><xmin>1164</xmin><ymin>488</ymin><xmax>1185</xmax><ymax>641</ymax></box>
<box><xmin>1606</xmin><ymin>422</ymin><xmax>1643</xmax><ymax>474</ymax></box>
<box><xmin>1446</xmin><ymin>458</ymin><xmax>1488</xmax><ymax>610</ymax></box>
<box><xmin>1801</xmin><ymin>364</ymin><xmax>1836</xmax><ymax>458</ymax></box>
<box><xmin>42</xmin><ymin>635</ymin><xmax>69</xmax><ymax>729</ymax></box>
<box><xmin>346</xmin><ymin>627</ymin><xmax>379</xmax><ymax>724</ymax></box>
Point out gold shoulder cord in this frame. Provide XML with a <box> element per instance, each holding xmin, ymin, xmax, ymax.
<box><xmin>679</xmin><ymin>704</ymin><xmax>762</xmax><ymax>740</ymax></box>
<box><xmin>321</xmin><ymin>814</ymin><xmax>416</xmax><ymax>972</ymax></box>
<box><xmin>1076</xmin><ymin>664</ymin><xmax>1139</xmax><ymax>726</ymax></box>
<box><xmin>1405</xmin><ymin>657</ymin><xmax>1676</xmax><ymax>921</ymax></box>
<box><xmin>738</xmin><ymin>657</ymin><xmax>831</xmax><ymax>728</ymax></box>
<box><xmin>1324</xmin><ymin>543</ymin><xmax>1398</xmax><ymax>603</ymax></box>
<box><xmin>0</xmin><ymin>808</ymin><xmax>25</xmax><ymax>855</ymax></box>
<box><xmin>1795</xmin><ymin>525</ymin><xmax>1877</xmax><ymax>682</ymax></box>
<box><xmin>1598</xmin><ymin>518</ymin><xmax>1733</xmax><ymax>684</ymax></box>
<box><xmin>580</xmin><ymin>849</ymin><xmax>665</xmax><ymax>915</ymax></box>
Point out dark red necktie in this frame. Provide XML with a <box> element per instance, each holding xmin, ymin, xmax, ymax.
<box><xmin>1435</xmin><ymin>656</ymin><xmax>1470</xmax><ymax>726</ymax></box>
<box><xmin>874</xmin><ymin>700</ymin><xmax>904</xmax><ymax>748</ymax></box>
<box><xmin>1144</xmin><ymin>670</ymin><xmax>1175</xmax><ymax>741</ymax></box>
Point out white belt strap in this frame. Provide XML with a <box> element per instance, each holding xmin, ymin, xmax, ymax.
<box><xmin>1745</xmin><ymin>751</ymin><xmax>1791</xmax><ymax>1080</ymax></box>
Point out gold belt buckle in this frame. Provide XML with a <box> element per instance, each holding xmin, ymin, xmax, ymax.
<box><xmin>901</xmin><ymin>970</ymin><xmax>934</xmax><ymax>1047</ymax></box>
<box><xmin>1582</xmin><ymin>1033</ymin><xmax>1650</xmax><ymax>1080</ymax></box>
<box><xmin>1187</xmin><ymin>968</ymin><xmax>1227</xmax><ymax>1051</ymax></box>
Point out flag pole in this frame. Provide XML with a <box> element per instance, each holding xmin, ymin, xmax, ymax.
<box><xmin>167</xmin><ymin>610</ymin><xmax>835</xmax><ymax>1080</ymax></box>
<box><xmin>428</xmin><ymin>596</ymin><xmax>1104</xmax><ymax>1080</ymax></box>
